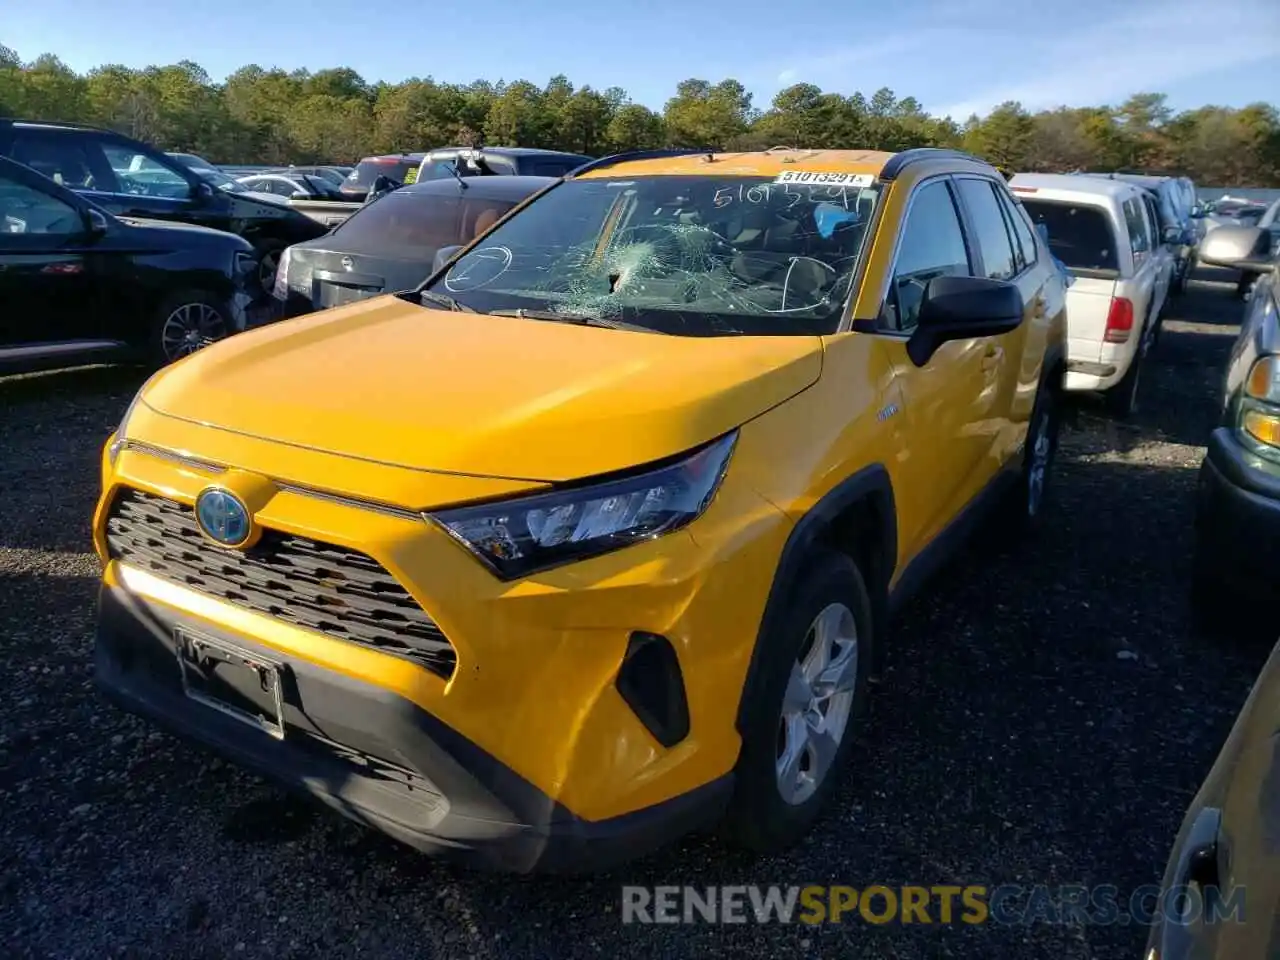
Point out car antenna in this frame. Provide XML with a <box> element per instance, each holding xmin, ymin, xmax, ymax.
<box><xmin>450</xmin><ymin>158</ymin><xmax>469</xmax><ymax>190</ymax></box>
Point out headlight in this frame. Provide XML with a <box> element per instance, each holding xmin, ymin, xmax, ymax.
<box><xmin>106</xmin><ymin>372</ymin><xmax>162</xmax><ymax>466</ymax></box>
<box><xmin>428</xmin><ymin>432</ymin><xmax>737</xmax><ymax>579</ymax></box>
<box><xmin>271</xmin><ymin>246</ymin><xmax>293</xmax><ymax>301</ymax></box>
<box><xmin>1237</xmin><ymin>355</ymin><xmax>1280</xmax><ymax>461</ymax></box>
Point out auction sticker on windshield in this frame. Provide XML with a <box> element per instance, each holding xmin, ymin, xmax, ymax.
<box><xmin>774</xmin><ymin>171</ymin><xmax>874</xmax><ymax>187</ymax></box>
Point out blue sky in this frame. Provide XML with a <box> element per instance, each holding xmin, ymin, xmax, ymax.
<box><xmin>5</xmin><ymin>0</ymin><xmax>1278</xmax><ymax>119</ymax></box>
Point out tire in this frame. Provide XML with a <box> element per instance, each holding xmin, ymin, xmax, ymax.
<box><xmin>150</xmin><ymin>290</ymin><xmax>231</xmax><ymax>367</ymax></box>
<box><xmin>722</xmin><ymin>550</ymin><xmax>874</xmax><ymax>854</ymax></box>
<box><xmin>1004</xmin><ymin>370</ymin><xmax>1062</xmax><ymax>534</ymax></box>
<box><xmin>1105</xmin><ymin>315</ymin><xmax>1153</xmax><ymax>419</ymax></box>
<box><xmin>253</xmin><ymin>239</ymin><xmax>286</xmax><ymax>296</ymax></box>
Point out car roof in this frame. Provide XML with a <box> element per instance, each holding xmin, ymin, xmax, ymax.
<box><xmin>399</xmin><ymin>175</ymin><xmax>556</xmax><ymax>199</ymax></box>
<box><xmin>574</xmin><ymin>148</ymin><xmax>897</xmax><ymax>181</ymax></box>
<box><xmin>1010</xmin><ymin>172</ymin><xmax>1140</xmax><ymax>202</ymax></box>
<box><xmin>427</xmin><ymin>146</ymin><xmax>591</xmax><ymax>159</ymax></box>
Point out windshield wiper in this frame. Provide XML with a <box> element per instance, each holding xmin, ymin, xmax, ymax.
<box><xmin>487</xmin><ymin>307</ymin><xmax>655</xmax><ymax>333</ymax></box>
<box><xmin>418</xmin><ymin>290</ymin><xmax>476</xmax><ymax>312</ymax></box>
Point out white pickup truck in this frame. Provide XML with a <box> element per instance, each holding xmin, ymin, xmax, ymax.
<box><xmin>1010</xmin><ymin>173</ymin><xmax>1174</xmax><ymax>417</ymax></box>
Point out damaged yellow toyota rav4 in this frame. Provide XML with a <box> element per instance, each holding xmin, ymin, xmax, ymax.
<box><xmin>94</xmin><ymin>147</ymin><xmax>1067</xmax><ymax>871</ymax></box>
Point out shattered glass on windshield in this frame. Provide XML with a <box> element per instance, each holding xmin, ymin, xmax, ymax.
<box><xmin>433</xmin><ymin>174</ymin><xmax>883</xmax><ymax>336</ymax></box>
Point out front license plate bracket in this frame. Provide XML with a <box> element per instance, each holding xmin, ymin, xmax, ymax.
<box><xmin>176</xmin><ymin>630</ymin><xmax>286</xmax><ymax>741</ymax></box>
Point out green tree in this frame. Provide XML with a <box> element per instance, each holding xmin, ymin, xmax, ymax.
<box><xmin>963</xmin><ymin>100</ymin><xmax>1035</xmax><ymax>169</ymax></box>
<box><xmin>0</xmin><ymin>52</ymin><xmax>1276</xmax><ymax>184</ymax></box>
<box><xmin>663</xmin><ymin>78</ymin><xmax>753</xmax><ymax>148</ymax></box>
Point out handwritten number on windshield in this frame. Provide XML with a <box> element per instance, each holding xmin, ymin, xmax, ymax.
<box><xmin>713</xmin><ymin>183</ymin><xmax>854</xmax><ymax>209</ymax></box>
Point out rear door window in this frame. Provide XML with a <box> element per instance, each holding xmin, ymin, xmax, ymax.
<box><xmin>956</xmin><ymin>178</ymin><xmax>1018</xmax><ymax>280</ymax></box>
<box><xmin>998</xmin><ymin>190</ymin><xmax>1038</xmax><ymax>270</ymax></box>
<box><xmin>8</xmin><ymin>133</ymin><xmax>105</xmax><ymax>190</ymax></box>
<box><xmin>1123</xmin><ymin>198</ymin><xmax>1150</xmax><ymax>255</ymax></box>
<box><xmin>1020</xmin><ymin>199</ymin><xmax>1120</xmax><ymax>274</ymax></box>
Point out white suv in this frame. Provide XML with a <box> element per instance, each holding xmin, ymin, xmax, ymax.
<box><xmin>1011</xmin><ymin>173</ymin><xmax>1174</xmax><ymax>417</ymax></box>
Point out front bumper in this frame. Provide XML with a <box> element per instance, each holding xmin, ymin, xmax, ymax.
<box><xmin>96</xmin><ymin>582</ymin><xmax>731</xmax><ymax>872</ymax></box>
<box><xmin>1195</xmin><ymin>427</ymin><xmax>1280</xmax><ymax>596</ymax></box>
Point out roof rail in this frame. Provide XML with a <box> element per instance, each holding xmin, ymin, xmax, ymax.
<box><xmin>878</xmin><ymin>147</ymin><xmax>990</xmax><ymax>181</ymax></box>
<box><xmin>566</xmin><ymin>148</ymin><xmax>710</xmax><ymax>177</ymax></box>
<box><xmin>0</xmin><ymin>117</ymin><xmax>117</xmax><ymax>135</ymax></box>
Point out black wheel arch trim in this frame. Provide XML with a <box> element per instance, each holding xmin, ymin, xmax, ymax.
<box><xmin>735</xmin><ymin>463</ymin><xmax>897</xmax><ymax>732</ymax></box>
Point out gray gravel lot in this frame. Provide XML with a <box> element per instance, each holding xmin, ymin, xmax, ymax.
<box><xmin>1</xmin><ymin>276</ymin><xmax>1273</xmax><ymax>959</ymax></box>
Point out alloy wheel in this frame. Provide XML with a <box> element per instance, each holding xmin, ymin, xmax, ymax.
<box><xmin>1026</xmin><ymin>399</ymin><xmax>1054</xmax><ymax>517</ymax></box>
<box><xmin>160</xmin><ymin>302</ymin><xmax>227</xmax><ymax>361</ymax></box>
<box><xmin>258</xmin><ymin>250</ymin><xmax>280</xmax><ymax>291</ymax></box>
<box><xmin>775</xmin><ymin>602</ymin><xmax>859</xmax><ymax>806</ymax></box>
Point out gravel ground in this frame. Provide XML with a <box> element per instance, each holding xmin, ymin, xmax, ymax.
<box><xmin>1</xmin><ymin>275</ymin><xmax>1273</xmax><ymax>959</ymax></box>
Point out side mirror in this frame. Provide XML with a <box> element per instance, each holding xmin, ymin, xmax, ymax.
<box><xmin>291</xmin><ymin>190</ymin><xmax>309</xmax><ymax>200</ymax></box>
<box><xmin>194</xmin><ymin>181</ymin><xmax>215</xmax><ymax>203</ymax></box>
<box><xmin>1191</xmin><ymin>205</ymin><xmax>1206</xmax><ymax>218</ymax></box>
<box><xmin>907</xmin><ymin>275</ymin><xmax>1025</xmax><ymax>366</ymax></box>
<box><xmin>1197</xmin><ymin>224</ymin><xmax>1274</xmax><ymax>273</ymax></box>
<box><xmin>432</xmin><ymin>244</ymin><xmax>463</xmax><ymax>273</ymax></box>
<box><xmin>85</xmin><ymin>208</ymin><xmax>110</xmax><ymax>235</ymax></box>
<box><xmin>1162</xmin><ymin>225</ymin><xmax>1183</xmax><ymax>245</ymax></box>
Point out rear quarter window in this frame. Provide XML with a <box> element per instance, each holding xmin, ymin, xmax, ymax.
<box><xmin>1020</xmin><ymin>199</ymin><xmax>1120</xmax><ymax>274</ymax></box>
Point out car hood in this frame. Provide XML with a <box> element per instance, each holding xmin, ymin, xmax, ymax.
<box><xmin>139</xmin><ymin>295</ymin><xmax>824</xmax><ymax>482</ymax></box>
<box><xmin>116</xmin><ymin>216</ymin><xmax>251</xmax><ymax>249</ymax></box>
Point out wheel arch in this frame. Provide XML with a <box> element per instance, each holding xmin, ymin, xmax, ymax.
<box><xmin>735</xmin><ymin>463</ymin><xmax>897</xmax><ymax>733</ymax></box>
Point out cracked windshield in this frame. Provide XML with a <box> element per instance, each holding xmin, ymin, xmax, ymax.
<box><xmin>428</xmin><ymin>173</ymin><xmax>882</xmax><ymax>335</ymax></box>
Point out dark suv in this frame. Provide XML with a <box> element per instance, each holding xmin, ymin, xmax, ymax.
<box><xmin>0</xmin><ymin>120</ymin><xmax>330</xmax><ymax>292</ymax></box>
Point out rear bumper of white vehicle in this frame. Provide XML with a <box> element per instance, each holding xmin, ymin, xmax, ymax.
<box><xmin>1065</xmin><ymin>360</ymin><xmax>1122</xmax><ymax>392</ymax></box>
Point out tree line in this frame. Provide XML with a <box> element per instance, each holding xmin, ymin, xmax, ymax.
<box><xmin>2</xmin><ymin>47</ymin><xmax>1278</xmax><ymax>186</ymax></box>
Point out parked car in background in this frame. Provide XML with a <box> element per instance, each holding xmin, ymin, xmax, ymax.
<box><xmin>273</xmin><ymin>175</ymin><xmax>552</xmax><ymax>318</ymax></box>
<box><xmin>414</xmin><ymin>147</ymin><xmax>593</xmax><ymax>183</ymax></box>
<box><xmin>1193</xmin><ymin>228</ymin><xmax>1280</xmax><ymax>613</ymax></box>
<box><xmin>339</xmin><ymin>153</ymin><xmax>428</xmax><ymax>201</ymax></box>
<box><xmin>1084</xmin><ymin>173</ymin><xmax>1198</xmax><ymax>294</ymax></box>
<box><xmin>273</xmin><ymin>165</ymin><xmax>352</xmax><ymax>187</ymax></box>
<box><xmin>0</xmin><ymin>155</ymin><xmax>256</xmax><ymax>373</ymax></box>
<box><xmin>1011</xmin><ymin>173</ymin><xmax>1173</xmax><ymax>416</ymax></box>
<box><xmin>1198</xmin><ymin>222</ymin><xmax>1278</xmax><ymax>299</ymax></box>
<box><xmin>1144</xmin><ymin>638</ymin><xmax>1278</xmax><ymax>960</ymax></box>
<box><xmin>236</xmin><ymin>171</ymin><xmax>344</xmax><ymax>201</ymax></box>
<box><xmin>0</xmin><ymin>120</ymin><xmax>329</xmax><ymax>294</ymax></box>
<box><xmin>166</xmin><ymin>152</ymin><xmax>220</xmax><ymax>176</ymax></box>
<box><xmin>95</xmin><ymin>146</ymin><xmax>1067</xmax><ymax>871</ymax></box>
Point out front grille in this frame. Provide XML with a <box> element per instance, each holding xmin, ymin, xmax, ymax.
<box><xmin>105</xmin><ymin>488</ymin><xmax>456</xmax><ymax>678</ymax></box>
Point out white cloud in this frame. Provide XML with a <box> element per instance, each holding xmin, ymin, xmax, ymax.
<box><xmin>931</xmin><ymin>0</ymin><xmax>1280</xmax><ymax>118</ymax></box>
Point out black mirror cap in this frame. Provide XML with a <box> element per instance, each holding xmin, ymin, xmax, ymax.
<box><xmin>908</xmin><ymin>275</ymin><xmax>1024</xmax><ymax>366</ymax></box>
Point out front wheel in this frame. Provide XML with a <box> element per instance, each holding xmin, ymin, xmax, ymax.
<box><xmin>253</xmin><ymin>240</ymin><xmax>286</xmax><ymax>296</ymax></box>
<box><xmin>722</xmin><ymin>550</ymin><xmax>873</xmax><ymax>854</ymax></box>
<box><xmin>1004</xmin><ymin>372</ymin><xmax>1062</xmax><ymax>533</ymax></box>
<box><xmin>151</xmin><ymin>290</ymin><xmax>230</xmax><ymax>366</ymax></box>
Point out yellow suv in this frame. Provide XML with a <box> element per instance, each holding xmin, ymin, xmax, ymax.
<box><xmin>94</xmin><ymin>147</ymin><xmax>1067</xmax><ymax>871</ymax></box>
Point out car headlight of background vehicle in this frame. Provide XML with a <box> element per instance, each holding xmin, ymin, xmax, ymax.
<box><xmin>428</xmin><ymin>432</ymin><xmax>738</xmax><ymax>579</ymax></box>
<box><xmin>1238</xmin><ymin>351</ymin><xmax>1280</xmax><ymax>462</ymax></box>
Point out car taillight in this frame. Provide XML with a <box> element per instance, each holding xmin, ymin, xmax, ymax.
<box><xmin>1104</xmin><ymin>297</ymin><xmax>1135</xmax><ymax>344</ymax></box>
